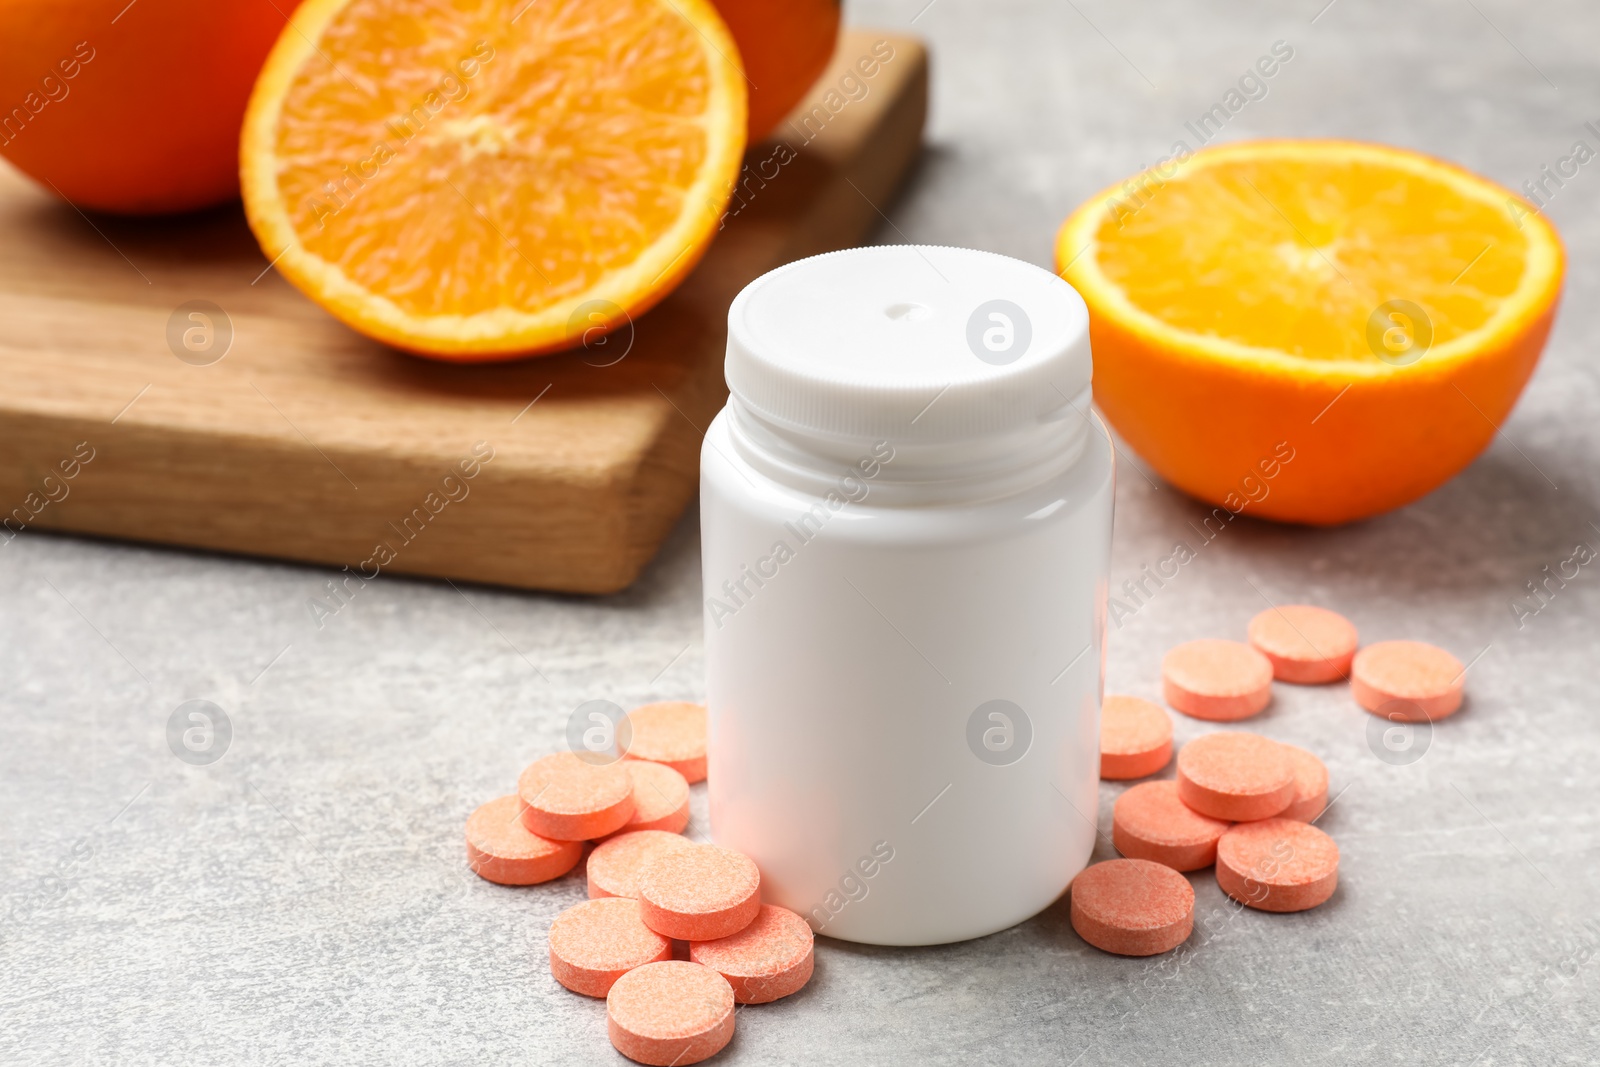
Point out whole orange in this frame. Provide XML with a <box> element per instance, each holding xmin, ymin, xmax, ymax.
<box><xmin>714</xmin><ymin>0</ymin><xmax>840</xmax><ymax>140</ymax></box>
<box><xmin>0</xmin><ymin>0</ymin><xmax>299</xmax><ymax>215</ymax></box>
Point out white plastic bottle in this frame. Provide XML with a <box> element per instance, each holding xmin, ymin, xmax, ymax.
<box><xmin>700</xmin><ymin>245</ymin><xmax>1113</xmax><ymax>946</ymax></box>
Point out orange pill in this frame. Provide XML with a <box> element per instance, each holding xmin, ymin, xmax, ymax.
<box><xmin>1161</xmin><ymin>639</ymin><xmax>1274</xmax><ymax>721</ymax></box>
<box><xmin>589</xmin><ymin>830</ymin><xmax>696</xmax><ymax>900</ymax></box>
<box><xmin>517</xmin><ymin>751</ymin><xmax>635</xmax><ymax>841</ymax></box>
<box><xmin>1350</xmin><ymin>640</ymin><xmax>1465</xmax><ymax>721</ymax></box>
<box><xmin>609</xmin><ymin>760</ymin><xmax>691</xmax><ymax>836</ymax></box>
<box><xmin>548</xmin><ymin>897</ymin><xmax>673</xmax><ymax>998</ymax></box>
<box><xmin>690</xmin><ymin>904</ymin><xmax>814</xmax><ymax>1003</ymax></box>
<box><xmin>1175</xmin><ymin>732</ymin><xmax>1295</xmax><ymax>822</ymax></box>
<box><xmin>1112</xmin><ymin>780</ymin><xmax>1231</xmax><ymax>872</ymax></box>
<box><xmin>1247</xmin><ymin>605</ymin><xmax>1359</xmax><ymax>684</ymax></box>
<box><xmin>465</xmin><ymin>795</ymin><xmax>584</xmax><ymax>886</ymax></box>
<box><xmin>1278</xmin><ymin>743</ymin><xmax>1329</xmax><ymax>823</ymax></box>
<box><xmin>606</xmin><ymin>961</ymin><xmax>735</xmax><ymax>1066</ymax></box>
<box><xmin>639</xmin><ymin>843</ymin><xmax>761</xmax><ymax>941</ymax></box>
<box><xmin>1069</xmin><ymin>858</ymin><xmax>1194</xmax><ymax>956</ymax></box>
<box><xmin>624</xmin><ymin>701</ymin><xmax>709</xmax><ymax>783</ymax></box>
<box><xmin>1099</xmin><ymin>695</ymin><xmax>1174</xmax><ymax>780</ymax></box>
<box><xmin>1216</xmin><ymin>817</ymin><xmax>1339</xmax><ymax>912</ymax></box>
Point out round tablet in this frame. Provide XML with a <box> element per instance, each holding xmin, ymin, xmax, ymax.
<box><xmin>690</xmin><ymin>904</ymin><xmax>814</xmax><ymax>1003</ymax></box>
<box><xmin>1112</xmin><ymin>780</ymin><xmax>1231</xmax><ymax>871</ymax></box>
<box><xmin>1099</xmin><ymin>695</ymin><xmax>1174</xmax><ymax>780</ymax></box>
<box><xmin>1070</xmin><ymin>858</ymin><xmax>1194</xmax><ymax>956</ymax></box>
<box><xmin>517</xmin><ymin>751</ymin><xmax>635</xmax><ymax>841</ymax></box>
<box><xmin>465</xmin><ymin>795</ymin><xmax>584</xmax><ymax>886</ymax></box>
<box><xmin>607</xmin><ymin>961</ymin><xmax>735</xmax><ymax>1066</ymax></box>
<box><xmin>589</xmin><ymin>830</ymin><xmax>696</xmax><ymax>900</ymax></box>
<box><xmin>624</xmin><ymin>702</ymin><xmax>708</xmax><ymax>783</ymax></box>
<box><xmin>639</xmin><ymin>843</ymin><xmax>761</xmax><ymax>941</ymax></box>
<box><xmin>1278</xmin><ymin>743</ymin><xmax>1330</xmax><ymax>823</ymax></box>
<box><xmin>1175</xmin><ymin>732</ymin><xmax>1295</xmax><ymax>822</ymax></box>
<box><xmin>548</xmin><ymin>897</ymin><xmax>673</xmax><ymax>998</ymax></box>
<box><xmin>1247</xmin><ymin>605</ymin><xmax>1359</xmax><ymax>684</ymax></box>
<box><xmin>610</xmin><ymin>760</ymin><xmax>691</xmax><ymax>836</ymax></box>
<box><xmin>1216</xmin><ymin>818</ymin><xmax>1339</xmax><ymax>912</ymax></box>
<box><xmin>1162</xmin><ymin>639</ymin><xmax>1274</xmax><ymax>721</ymax></box>
<box><xmin>1350</xmin><ymin>640</ymin><xmax>1465</xmax><ymax>721</ymax></box>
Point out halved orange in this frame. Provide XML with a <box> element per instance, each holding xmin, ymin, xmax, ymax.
<box><xmin>1057</xmin><ymin>139</ymin><xmax>1564</xmax><ymax>525</ymax></box>
<box><xmin>241</xmin><ymin>0</ymin><xmax>747</xmax><ymax>361</ymax></box>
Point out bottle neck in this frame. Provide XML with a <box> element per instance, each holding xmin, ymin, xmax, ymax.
<box><xmin>725</xmin><ymin>387</ymin><xmax>1092</xmax><ymax>507</ymax></box>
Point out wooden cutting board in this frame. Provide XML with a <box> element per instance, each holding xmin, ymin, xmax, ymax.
<box><xmin>0</xmin><ymin>30</ymin><xmax>927</xmax><ymax>594</ymax></box>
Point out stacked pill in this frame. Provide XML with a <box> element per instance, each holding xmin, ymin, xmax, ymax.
<box><xmin>1073</xmin><ymin>729</ymin><xmax>1341</xmax><ymax>957</ymax></box>
<box><xmin>462</xmin><ymin>700</ymin><xmax>814</xmax><ymax>1064</ymax></box>
<box><xmin>1077</xmin><ymin>605</ymin><xmax>1467</xmax><ymax>956</ymax></box>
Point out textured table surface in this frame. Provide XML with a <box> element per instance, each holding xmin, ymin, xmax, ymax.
<box><xmin>4</xmin><ymin>1</ymin><xmax>1598</xmax><ymax>1064</ymax></box>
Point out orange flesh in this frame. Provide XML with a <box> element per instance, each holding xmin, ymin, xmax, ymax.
<box><xmin>1057</xmin><ymin>140</ymin><xmax>1565</xmax><ymax>526</ymax></box>
<box><xmin>1098</xmin><ymin>155</ymin><xmax>1527</xmax><ymax>360</ymax></box>
<box><xmin>273</xmin><ymin>0</ymin><xmax>716</xmax><ymax>319</ymax></box>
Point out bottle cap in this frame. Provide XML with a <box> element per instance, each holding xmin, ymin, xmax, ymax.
<box><xmin>726</xmin><ymin>245</ymin><xmax>1091</xmax><ymax>441</ymax></box>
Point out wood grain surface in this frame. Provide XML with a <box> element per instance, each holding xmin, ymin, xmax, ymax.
<box><xmin>0</xmin><ymin>30</ymin><xmax>927</xmax><ymax>594</ymax></box>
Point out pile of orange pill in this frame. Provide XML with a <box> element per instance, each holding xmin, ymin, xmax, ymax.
<box><xmin>463</xmin><ymin>605</ymin><xmax>1469</xmax><ymax>1029</ymax></box>
<box><xmin>463</xmin><ymin>700</ymin><xmax>814</xmax><ymax>1065</ymax></box>
<box><xmin>1076</xmin><ymin>605</ymin><xmax>1467</xmax><ymax>956</ymax></box>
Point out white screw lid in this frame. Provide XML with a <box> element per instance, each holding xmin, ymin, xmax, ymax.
<box><xmin>725</xmin><ymin>245</ymin><xmax>1091</xmax><ymax>441</ymax></box>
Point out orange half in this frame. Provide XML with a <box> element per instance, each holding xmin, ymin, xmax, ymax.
<box><xmin>241</xmin><ymin>0</ymin><xmax>747</xmax><ymax>360</ymax></box>
<box><xmin>1057</xmin><ymin>139</ymin><xmax>1564</xmax><ymax>524</ymax></box>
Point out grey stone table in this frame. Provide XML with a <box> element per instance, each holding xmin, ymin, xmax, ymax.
<box><xmin>4</xmin><ymin>1</ymin><xmax>1598</xmax><ymax>1064</ymax></box>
